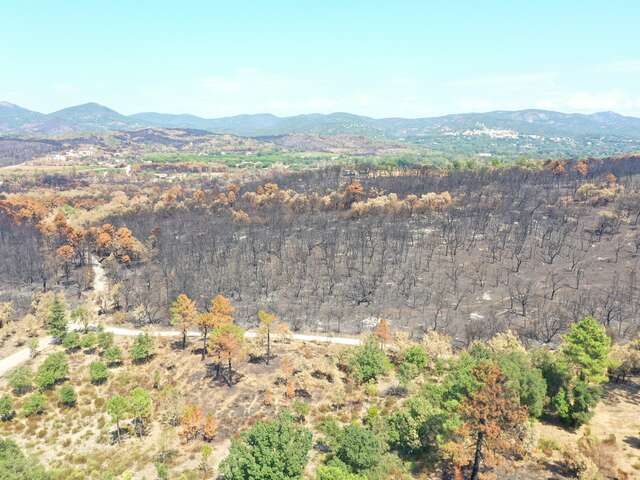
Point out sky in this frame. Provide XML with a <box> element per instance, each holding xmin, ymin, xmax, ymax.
<box><xmin>2</xmin><ymin>1</ymin><xmax>640</xmax><ymax>118</ymax></box>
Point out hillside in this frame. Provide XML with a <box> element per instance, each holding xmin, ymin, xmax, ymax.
<box><xmin>3</xmin><ymin>103</ymin><xmax>640</xmax><ymax>164</ymax></box>
<box><xmin>1</xmin><ymin>157</ymin><xmax>640</xmax><ymax>479</ymax></box>
<box><xmin>3</xmin><ymin>102</ymin><xmax>640</xmax><ymax>140</ymax></box>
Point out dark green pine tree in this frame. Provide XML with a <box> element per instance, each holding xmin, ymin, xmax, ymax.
<box><xmin>48</xmin><ymin>295</ymin><xmax>68</xmax><ymax>341</ymax></box>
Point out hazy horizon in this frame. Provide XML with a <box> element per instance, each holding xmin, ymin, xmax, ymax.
<box><xmin>4</xmin><ymin>99</ymin><xmax>640</xmax><ymax>121</ymax></box>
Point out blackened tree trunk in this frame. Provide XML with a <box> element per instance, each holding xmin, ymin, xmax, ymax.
<box><xmin>470</xmin><ymin>430</ymin><xmax>484</xmax><ymax>480</ymax></box>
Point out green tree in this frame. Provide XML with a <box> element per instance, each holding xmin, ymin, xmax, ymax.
<box><xmin>23</xmin><ymin>392</ymin><xmax>46</xmax><ymax>416</ymax></box>
<box><xmin>8</xmin><ymin>367</ymin><xmax>32</xmax><ymax>395</ymax></box>
<box><xmin>89</xmin><ymin>361</ymin><xmax>109</xmax><ymax>384</ymax></box>
<box><xmin>35</xmin><ymin>352</ymin><xmax>68</xmax><ymax>390</ymax></box>
<box><xmin>129</xmin><ymin>387</ymin><xmax>153</xmax><ymax>437</ymax></box>
<box><xmin>47</xmin><ymin>295</ymin><xmax>67</xmax><ymax>340</ymax></box>
<box><xmin>495</xmin><ymin>351</ymin><xmax>546</xmax><ymax>418</ymax></box>
<box><xmin>335</xmin><ymin>424</ymin><xmax>384</xmax><ymax>473</ymax></box>
<box><xmin>131</xmin><ymin>333</ymin><xmax>155</xmax><ymax>363</ymax></box>
<box><xmin>562</xmin><ymin>316</ymin><xmax>611</xmax><ymax>383</ymax></box>
<box><xmin>0</xmin><ymin>395</ymin><xmax>14</xmax><ymax>421</ymax></box>
<box><xmin>220</xmin><ymin>411</ymin><xmax>313</xmax><ymax>480</ymax></box>
<box><xmin>387</xmin><ymin>391</ymin><xmax>457</xmax><ymax>455</ymax></box>
<box><xmin>535</xmin><ymin>317</ymin><xmax>611</xmax><ymax>427</ymax></box>
<box><xmin>349</xmin><ymin>337</ymin><xmax>391</xmax><ymax>384</ymax></box>
<box><xmin>107</xmin><ymin>394</ymin><xmax>129</xmax><ymax>442</ymax></box>
<box><xmin>58</xmin><ymin>384</ymin><xmax>77</xmax><ymax>407</ymax></box>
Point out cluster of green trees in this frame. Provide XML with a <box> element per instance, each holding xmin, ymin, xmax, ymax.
<box><xmin>1</xmin><ymin>294</ymin><xmax>156</xmax><ymax>424</ymax></box>
<box><xmin>216</xmin><ymin>316</ymin><xmax>613</xmax><ymax>480</ymax></box>
<box><xmin>0</xmin><ymin>309</ymin><xmax>619</xmax><ymax>480</ymax></box>
<box><xmin>106</xmin><ymin>387</ymin><xmax>153</xmax><ymax>441</ymax></box>
<box><xmin>0</xmin><ymin>439</ymin><xmax>51</xmax><ymax>480</ymax></box>
<box><xmin>3</xmin><ymin>351</ymin><xmax>70</xmax><ymax>419</ymax></box>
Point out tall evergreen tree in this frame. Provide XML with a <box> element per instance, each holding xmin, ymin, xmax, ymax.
<box><xmin>47</xmin><ymin>295</ymin><xmax>67</xmax><ymax>341</ymax></box>
<box><xmin>562</xmin><ymin>316</ymin><xmax>611</xmax><ymax>383</ymax></box>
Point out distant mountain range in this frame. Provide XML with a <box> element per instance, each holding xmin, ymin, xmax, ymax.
<box><xmin>2</xmin><ymin>101</ymin><xmax>640</xmax><ymax>140</ymax></box>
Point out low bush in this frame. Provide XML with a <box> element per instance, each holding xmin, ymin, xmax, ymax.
<box><xmin>89</xmin><ymin>361</ymin><xmax>109</xmax><ymax>384</ymax></box>
<box><xmin>23</xmin><ymin>392</ymin><xmax>46</xmax><ymax>416</ymax></box>
<box><xmin>59</xmin><ymin>384</ymin><xmax>77</xmax><ymax>407</ymax></box>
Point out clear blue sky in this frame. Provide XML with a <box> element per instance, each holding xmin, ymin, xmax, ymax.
<box><xmin>2</xmin><ymin>1</ymin><xmax>639</xmax><ymax>118</ymax></box>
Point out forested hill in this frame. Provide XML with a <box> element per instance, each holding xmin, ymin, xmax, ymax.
<box><xmin>3</xmin><ymin>101</ymin><xmax>640</xmax><ymax>139</ymax></box>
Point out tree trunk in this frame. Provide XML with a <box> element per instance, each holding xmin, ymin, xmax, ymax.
<box><xmin>266</xmin><ymin>328</ymin><xmax>271</xmax><ymax>365</ymax></box>
<box><xmin>182</xmin><ymin>330</ymin><xmax>186</xmax><ymax>350</ymax></box>
<box><xmin>201</xmin><ymin>329</ymin><xmax>207</xmax><ymax>360</ymax></box>
<box><xmin>228</xmin><ymin>357</ymin><xmax>233</xmax><ymax>386</ymax></box>
<box><xmin>470</xmin><ymin>431</ymin><xmax>484</xmax><ymax>480</ymax></box>
<box><xmin>116</xmin><ymin>420</ymin><xmax>121</xmax><ymax>443</ymax></box>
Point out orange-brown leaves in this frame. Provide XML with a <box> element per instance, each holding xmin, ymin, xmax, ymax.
<box><xmin>203</xmin><ymin>414</ymin><xmax>217</xmax><ymax>441</ymax></box>
<box><xmin>460</xmin><ymin>362</ymin><xmax>527</xmax><ymax>449</ymax></box>
<box><xmin>180</xmin><ymin>404</ymin><xmax>204</xmax><ymax>441</ymax></box>
<box><xmin>180</xmin><ymin>406</ymin><xmax>218</xmax><ymax>442</ymax></box>
<box><xmin>170</xmin><ymin>294</ymin><xmax>198</xmax><ymax>333</ymax></box>
<box><xmin>373</xmin><ymin>319</ymin><xmax>392</xmax><ymax>348</ymax></box>
<box><xmin>56</xmin><ymin>244</ymin><xmax>75</xmax><ymax>262</ymax></box>
<box><xmin>575</xmin><ymin>160</ymin><xmax>589</xmax><ymax>176</ymax></box>
<box><xmin>209</xmin><ymin>294</ymin><xmax>235</xmax><ymax>326</ymax></box>
<box><xmin>549</xmin><ymin>160</ymin><xmax>566</xmax><ymax>176</ymax></box>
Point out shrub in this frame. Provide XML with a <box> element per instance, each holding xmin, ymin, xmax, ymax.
<box><xmin>349</xmin><ymin>338</ymin><xmax>391</xmax><ymax>384</ymax></box>
<box><xmin>292</xmin><ymin>400</ymin><xmax>311</xmax><ymax>421</ymax></box>
<box><xmin>131</xmin><ymin>333</ymin><xmax>155</xmax><ymax>363</ymax></box>
<box><xmin>403</xmin><ymin>346</ymin><xmax>428</xmax><ymax>370</ymax></box>
<box><xmin>35</xmin><ymin>352</ymin><xmax>68</xmax><ymax>390</ymax></box>
<box><xmin>62</xmin><ymin>331</ymin><xmax>81</xmax><ymax>351</ymax></box>
<box><xmin>80</xmin><ymin>332</ymin><xmax>97</xmax><ymax>350</ymax></box>
<box><xmin>397</xmin><ymin>361</ymin><xmax>420</xmax><ymax>386</ymax></box>
<box><xmin>316</xmin><ymin>465</ymin><xmax>366</xmax><ymax>480</ymax></box>
<box><xmin>8</xmin><ymin>367</ymin><xmax>33</xmax><ymax>395</ymax></box>
<box><xmin>562</xmin><ymin>445</ymin><xmax>599</xmax><ymax>479</ymax></box>
<box><xmin>58</xmin><ymin>384</ymin><xmax>77</xmax><ymax>407</ymax></box>
<box><xmin>0</xmin><ymin>395</ymin><xmax>14</xmax><ymax>421</ymax></box>
<box><xmin>89</xmin><ymin>361</ymin><xmax>109</xmax><ymax>384</ymax></box>
<box><xmin>104</xmin><ymin>345</ymin><xmax>123</xmax><ymax>366</ymax></box>
<box><xmin>97</xmin><ymin>331</ymin><xmax>114</xmax><ymax>351</ymax></box>
<box><xmin>155</xmin><ymin>463</ymin><xmax>169</xmax><ymax>480</ymax></box>
<box><xmin>23</xmin><ymin>392</ymin><xmax>46</xmax><ymax>416</ymax></box>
